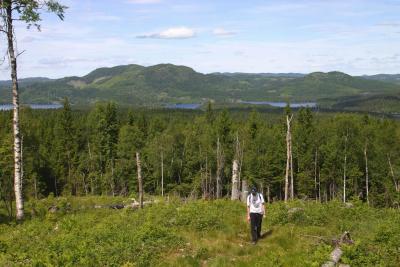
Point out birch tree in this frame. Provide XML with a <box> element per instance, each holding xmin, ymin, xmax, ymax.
<box><xmin>0</xmin><ymin>0</ymin><xmax>66</xmax><ymax>220</ymax></box>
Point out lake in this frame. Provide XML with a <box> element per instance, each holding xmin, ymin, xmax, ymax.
<box><xmin>0</xmin><ymin>104</ymin><xmax>63</xmax><ymax>111</ymax></box>
<box><xmin>165</xmin><ymin>103</ymin><xmax>202</xmax><ymax>109</ymax></box>
<box><xmin>240</xmin><ymin>101</ymin><xmax>317</xmax><ymax>108</ymax></box>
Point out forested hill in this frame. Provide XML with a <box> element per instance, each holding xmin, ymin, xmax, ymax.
<box><xmin>0</xmin><ymin>63</ymin><xmax>399</xmax><ymax>110</ymax></box>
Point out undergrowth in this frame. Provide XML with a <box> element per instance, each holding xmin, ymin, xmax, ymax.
<box><xmin>0</xmin><ymin>197</ymin><xmax>398</xmax><ymax>266</ymax></box>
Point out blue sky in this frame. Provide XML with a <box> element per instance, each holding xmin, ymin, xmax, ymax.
<box><xmin>1</xmin><ymin>0</ymin><xmax>400</xmax><ymax>79</ymax></box>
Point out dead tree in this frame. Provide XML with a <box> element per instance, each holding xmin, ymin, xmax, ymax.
<box><xmin>231</xmin><ymin>159</ymin><xmax>239</xmax><ymax>200</ymax></box>
<box><xmin>284</xmin><ymin>114</ymin><xmax>293</xmax><ymax>202</ymax></box>
<box><xmin>161</xmin><ymin>150</ymin><xmax>164</xmax><ymax>197</ymax></box>
<box><xmin>231</xmin><ymin>133</ymin><xmax>242</xmax><ymax>200</ymax></box>
<box><xmin>364</xmin><ymin>144</ymin><xmax>369</xmax><ymax>205</ymax></box>
<box><xmin>343</xmin><ymin>129</ymin><xmax>349</xmax><ymax>203</ymax></box>
<box><xmin>314</xmin><ymin>148</ymin><xmax>318</xmax><ymax>202</ymax></box>
<box><xmin>216</xmin><ymin>137</ymin><xmax>224</xmax><ymax>198</ymax></box>
<box><xmin>387</xmin><ymin>154</ymin><xmax>399</xmax><ymax>192</ymax></box>
<box><xmin>241</xmin><ymin>179</ymin><xmax>248</xmax><ymax>203</ymax></box>
<box><xmin>136</xmin><ymin>152</ymin><xmax>143</xmax><ymax>209</ymax></box>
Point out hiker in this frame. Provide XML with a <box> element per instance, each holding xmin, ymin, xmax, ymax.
<box><xmin>247</xmin><ymin>187</ymin><xmax>265</xmax><ymax>244</ymax></box>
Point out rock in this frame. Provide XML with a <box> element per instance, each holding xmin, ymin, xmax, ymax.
<box><xmin>110</xmin><ymin>204</ymin><xmax>125</xmax><ymax>209</ymax></box>
<box><xmin>345</xmin><ymin>202</ymin><xmax>353</xmax><ymax>208</ymax></box>
<box><xmin>288</xmin><ymin>207</ymin><xmax>304</xmax><ymax>214</ymax></box>
<box><xmin>48</xmin><ymin>205</ymin><xmax>59</xmax><ymax>213</ymax></box>
<box><xmin>330</xmin><ymin>247</ymin><xmax>343</xmax><ymax>263</ymax></box>
<box><xmin>321</xmin><ymin>261</ymin><xmax>335</xmax><ymax>267</ymax></box>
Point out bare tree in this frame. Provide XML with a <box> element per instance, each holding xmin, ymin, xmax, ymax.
<box><xmin>343</xmin><ymin>129</ymin><xmax>349</xmax><ymax>203</ymax></box>
<box><xmin>231</xmin><ymin>133</ymin><xmax>242</xmax><ymax>200</ymax></box>
<box><xmin>387</xmin><ymin>154</ymin><xmax>399</xmax><ymax>192</ymax></box>
<box><xmin>364</xmin><ymin>144</ymin><xmax>369</xmax><ymax>205</ymax></box>
<box><xmin>216</xmin><ymin>137</ymin><xmax>223</xmax><ymax>198</ymax></box>
<box><xmin>161</xmin><ymin>150</ymin><xmax>164</xmax><ymax>197</ymax></box>
<box><xmin>136</xmin><ymin>152</ymin><xmax>143</xmax><ymax>209</ymax></box>
<box><xmin>231</xmin><ymin>159</ymin><xmax>239</xmax><ymax>200</ymax></box>
<box><xmin>314</xmin><ymin>149</ymin><xmax>318</xmax><ymax>202</ymax></box>
<box><xmin>284</xmin><ymin>114</ymin><xmax>293</xmax><ymax>202</ymax></box>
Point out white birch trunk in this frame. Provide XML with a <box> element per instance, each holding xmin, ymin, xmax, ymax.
<box><xmin>388</xmin><ymin>155</ymin><xmax>399</xmax><ymax>192</ymax></box>
<box><xmin>6</xmin><ymin>4</ymin><xmax>24</xmax><ymax>220</ymax></box>
<box><xmin>290</xmin><ymin>133</ymin><xmax>294</xmax><ymax>200</ymax></box>
<box><xmin>241</xmin><ymin>179</ymin><xmax>248</xmax><ymax>203</ymax></box>
<box><xmin>231</xmin><ymin>159</ymin><xmax>239</xmax><ymax>200</ymax></box>
<box><xmin>314</xmin><ymin>149</ymin><xmax>318</xmax><ymax>202</ymax></box>
<box><xmin>136</xmin><ymin>152</ymin><xmax>143</xmax><ymax>209</ymax></box>
<box><xmin>364</xmin><ymin>145</ymin><xmax>369</xmax><ymax>205</ymax></box>
<box><xmin>161</xmin><ymin>151</ymin><xmax>164</xmax><ymax>197</ymax></box>
<box><xmin>216</xmin><ymin>137</ymin><xmax>222</xmax><ymax>198</ymax></box>
<box><xmin>343</xmin><ymin>131</ymin><xmax>348</xmax><ymax>203</ymax></box>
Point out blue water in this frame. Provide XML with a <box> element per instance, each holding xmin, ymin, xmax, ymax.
<box><xmin>0</xmin><ymin>104</ymin><xmax>62</xmax><ymax>111</ymax></box>
<box><xmin>240</xmin><ymin>101</ymin><xmax>317</xmax><ymax>108</ymax></box>
<box><xmin>166</xmin><ymin>103</ymin><xmax>202</xmax><ymax>109</ymax></box>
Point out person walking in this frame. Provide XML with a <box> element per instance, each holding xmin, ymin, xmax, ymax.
<box><xmin>246</xmin><ymin>187</ymin><xmax>265</xmax><ymax>244</ymax></box>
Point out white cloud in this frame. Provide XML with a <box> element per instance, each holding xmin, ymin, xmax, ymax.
<box><xmin>137</xmin><ymin>27</ymin><xmax>195</xmax><ymax>39</ymax></box>
<box><xmin>127</xmin><ymin>0</ymin><xmax>161</xmax><ymax>4</ymax></box>
<box><xmin>213</xmin><ymin>28</ymin><xmax>237</xmax><ymax>37</ymax></box>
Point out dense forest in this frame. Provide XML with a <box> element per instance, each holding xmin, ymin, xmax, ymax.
<box><xmin>1</xmin><ymin>99</ymin><xmax>399</xmax><ymax>217</ymax></box>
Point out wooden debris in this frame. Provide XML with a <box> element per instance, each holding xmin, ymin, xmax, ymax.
<box><xmin>321</xmin><ymin>231</ymin><xmax>353</xmax><ymax>267</ymax></box>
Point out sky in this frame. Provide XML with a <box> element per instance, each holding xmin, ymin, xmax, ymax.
<box><xmin>1</xmin><ymin>0</ymin><xmax>400</xmax><ymax>79</ymax></box>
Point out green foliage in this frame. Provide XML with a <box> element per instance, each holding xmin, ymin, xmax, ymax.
<box><xmin>0</xmin><ymin>198</ymin><xmax>399</xmax><ymax>266</ymax></box>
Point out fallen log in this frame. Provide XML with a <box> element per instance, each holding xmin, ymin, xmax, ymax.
<box><xmin>321</xmin><ymin>231</ymin><xmax>353</xmax><ymax>267</ymax></box>
<box><xmin>109</xmin><ymin>200</ymin><xmax>155</xmax><ymax>210</ymax></box>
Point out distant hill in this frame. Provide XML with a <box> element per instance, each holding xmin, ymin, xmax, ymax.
<box><xmin>213</xmin><ymin>72</ymin><xmax>306</xmax><ymax>78</ymax></box>
<box><xmin>0</xmin><ymin>77</ymin><xmax>52</xmax><ymax>87</ymax></box>
<box><xmin>360</xmin><ymin>74</ymin><xmax>400</xmax><ymax>85</ymax></box>
<box><xmin>1</xmin><ymin>64</ymin><xmax>399</xmax><ymax>112</ymax></box>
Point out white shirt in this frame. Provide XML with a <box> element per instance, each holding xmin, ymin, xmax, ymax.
<box><xmin>247</xmin><ymin>193</ymin><xmax>265</xmax><ymax>214</ymax></box>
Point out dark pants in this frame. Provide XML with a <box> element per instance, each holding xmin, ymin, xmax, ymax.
<box><xmin>250</xmin><ymin>213</ymin><xmax>263</xmax><ymax>242</ymax></box>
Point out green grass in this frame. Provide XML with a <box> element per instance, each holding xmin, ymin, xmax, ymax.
<box><xmin>0</xmin><ymin>197</ymin><xmax>399</xmax><ymax>266</ymax></box>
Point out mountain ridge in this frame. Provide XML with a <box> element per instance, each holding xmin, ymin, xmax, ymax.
<box><xmin>0</xmin><ymin>63</ymin><xmax>399</xmax><ymax>112</ymax></box>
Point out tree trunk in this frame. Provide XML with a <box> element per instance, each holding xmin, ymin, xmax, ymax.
<box><xmin>290</xmin><ymin>133</ymin><xmax>294</xmax><ymax>200</ymax></box>
<box><xmin>314</xmin><ymin>149</ymin><xmax>318</xmax><ymax>202</ymax></box>
<box><xmin>284</xmin><ymin>115</ymin><xmax>293</xmax><ymax>202</ymax></box>
<box><xmin>231</xmin><ymin>159</ymin><xmax>239</xmax><ymax>200</ymax></box>
<box><xmin>88</xmin><ymin>142</ymin><xmax>95</xmax><ymax>194</ymax></box>
<box><xmin>161</xmin><ymin>151</ymin><xmax>164</xmax><ymax>197</ymax></box>
<box><xmin>387</xmin><ymin>155</ymin><xmax>399</xmax><ymax>192</ymax></box>
<box><xmin>110</xmin><ymin>159</ymin><xmax>115</xmax><ymax>196</ymax></box>
<box><xmin>136</xmin><ymin>152</ymin><xmax>143</xmax><ymax>209</ymax></box>
<box><xmin>241</xmin><ymin>179</ymin><xmax>248</xmax><ymax>203</ymax></box>
<box><xmin>216</xmin><ymin>137</ymin><xmax>222</xmax><ymax>198</ymax></box>
<box><xmin>318</xmin><ymin>169</ymin><xmax>321</xmax><ymax>202</ymax></box>
<box><xmin>364</xmin><ymin>145</ymin><xmax>369</xmax><ymax>205</ymax></box>
<box><xmin>267</xmin><ymin>184</ymin><xmax>271</xmax><ymax>203</ymax></box>
<box><xmin>6</xmin><ymin>4</ymin><xmax>24</xmax><ymax>220</ymax></box>
<box><xmin>343</xmin><ymin>131</ymin><xmax>348</xmax><ymax>203</ymax></box>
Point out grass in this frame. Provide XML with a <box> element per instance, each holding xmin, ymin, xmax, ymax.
<box><xmin>0</xmin><ymin>197</ymin><xmax>399</xmax><ymax>266</ymax></box>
